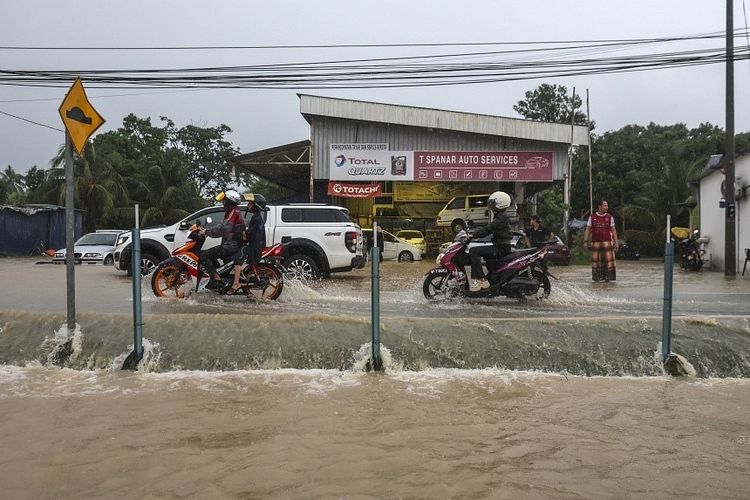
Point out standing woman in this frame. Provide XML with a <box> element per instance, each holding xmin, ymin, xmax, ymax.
<box><xmin>583</xmin><ymin>200</ymin><xmax>619</xmax><ymax>282</ymax></box>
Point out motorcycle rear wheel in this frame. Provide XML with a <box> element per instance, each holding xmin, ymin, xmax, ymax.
<box><xmin>520</xmin><ymin>270</ymin><xmax>551</xmax><ymax>301</ymax></box>
<box><xmin>151</xmin><ymin>260</ymin><xmax>192</xmax><ymax>298</ymax></box>
<box><xmin>243</xmin><ymin>263</ymin><xmax>284</xmax><ymax>300</ymax></box>
<box><xmin>422</xmin><ymin>269</ymin><xmax>462</xmax><ymax>300</ymax></box>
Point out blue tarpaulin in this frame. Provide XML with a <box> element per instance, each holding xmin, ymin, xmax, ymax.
<box><xmin>0</xmin><ymin>205</ymin><xmax>83</xmax><ymax>256</ymax></box>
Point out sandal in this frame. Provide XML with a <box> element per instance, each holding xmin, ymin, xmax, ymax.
<box><xmin>225</xmin><ymin>285</ymin><xmax>243</xmax><ymax>296</ymax></box>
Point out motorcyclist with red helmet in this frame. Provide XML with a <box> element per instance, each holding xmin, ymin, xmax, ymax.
<box><xmin>200</xmin><ymin>189</ymin><xmax>245</xmax><ymax>289</ymax></box>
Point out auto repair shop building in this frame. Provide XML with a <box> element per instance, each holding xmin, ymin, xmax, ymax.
<box><xmin>230</xmin><ymin>94</ymin><xmax>589</xmax><ymax>231</ymax></box>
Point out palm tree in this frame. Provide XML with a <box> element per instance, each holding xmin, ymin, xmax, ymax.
<box><xmin>137</xmin><ymin>157</ymin><xmax>205</xmax><ymax>227</ymax></box>
<box><xmin>0</xmin><ymin>165</ymin><xmax>26</xmax><ymax>194</ymax></box>
<box><xmin>624</xmin><ymin>155</ymin><xmax>702</xmax><ymax>254</ymax></box>
<box><xmin>45</xmin><ymin>142</ymin><xmax>130</xmax><ymax>231</ymax></box>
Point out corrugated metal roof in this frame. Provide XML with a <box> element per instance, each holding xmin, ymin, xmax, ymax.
<box><xmin>299</xmin><ymin>94</ymin><xmax>590</xmax><ymax>145</ymax></box>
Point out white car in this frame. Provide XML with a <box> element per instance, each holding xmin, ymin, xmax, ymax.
<box><xmin>53</xmin><ymin>230</ymin><xmax>122</xmax><ymax>265</ymax></box>
<box><xmin>363</xmin><ymin>228</ymin><xmax>423</xmax><ymax>262</ymax></box>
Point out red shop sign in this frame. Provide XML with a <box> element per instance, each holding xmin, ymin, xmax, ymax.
<box><xmin>327</xmin><ymin>181</ymin><xmax>382</xmax><ymax>198</ymax></box>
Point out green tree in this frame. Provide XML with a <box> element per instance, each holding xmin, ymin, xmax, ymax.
<box><xmin>46</xmin><ymin>143</ymin><xmax>130</xmax><ymax>232</ymax></box>
<box><xmin>170</xmin><ymin>120</ymin><xmax>238</xmax><ymax>199</ymax></box>
<box><xmin>513</xmin><ymin>83</ymin><xmax>590</xmax><ymax>127</ymax></box>
<box><xmin>0</xmin><ymin>165</ymin><xmax>25</xmax><ymax>203</ymax></box>
<box><xmin>23</xmin><ymin>166</ymin><xmax>46</xmax><ymax>199</ymax></box>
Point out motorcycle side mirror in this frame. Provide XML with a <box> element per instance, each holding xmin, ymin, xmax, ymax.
<box><xmin>206</xmin><ymin>216</ymin><xmax>213</xmax><ymax>224</ymax></box>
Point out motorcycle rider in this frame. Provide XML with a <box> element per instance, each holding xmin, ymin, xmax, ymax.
<box><xmin>226</xmin><ymin>193</ymin><xmax>269</xmax><ymax>295</ymax></box>
<box><xmin>200</xmin><ymin>189</ymin><xmax>245</xmax><ymax>289</ymax></box>
<box><xmin>468</xmin><ymin>191</ymin><xmax>513</xmax><ymax>292</ymax></box>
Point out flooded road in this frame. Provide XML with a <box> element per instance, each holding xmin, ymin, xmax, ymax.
<box><xmin>2</xmin><ymin>257</ymin><xmax>748</xmax><ymax>320</ymax></box>
<box><xmin>1</xmin><ymin>257</ymin><xmax>750</xmax><ymax>498</ymax></box>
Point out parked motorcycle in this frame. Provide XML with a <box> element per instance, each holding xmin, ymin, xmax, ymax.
<box><xmin>422</xmin><ymin>229</ymin><xmax>554</xmax><ymax>301</ymax></box>
<box><xmin>670</xmin><ymin>227</ymin><xmax>709</xmax><ymax>272</ymax></box>
<box><xmin>151</xmin><ymin>224</ymin><xmax>285</xmax><ymax>299</ymax></box>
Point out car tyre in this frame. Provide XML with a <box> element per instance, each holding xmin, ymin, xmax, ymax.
<box><xmin>104</xmin><ymin>255</ymin><xmax>114</xmax><ymax>266</ymax></box>
<box><xmin>284</xmin><ymin>253</ymin><xmax>320</xmax><ymax>280</ymax></box>
<box><xmin>398</xmin><ymin>251</ymin><xmax>414</xmax><ymax>262</ymax></box>
<box><xmin>140</xmin><ymin>253</ymin><xmax>160</xmax><ymax>276</ymax></box>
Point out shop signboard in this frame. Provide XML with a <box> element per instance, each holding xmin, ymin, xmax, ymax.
<box><xmin>413</xmin><ymin>151</ymin><xmax>553</xmax><ymax>182</ymax></box>
<box><xmin>327</xmin><ymin>181</ymin><xmax>382</xmax><ymax>197</ymax></box>
<box><xmin>329</xmin><ymin>143</ymin><xmax>413</xmax><ymax>181</ymax></box>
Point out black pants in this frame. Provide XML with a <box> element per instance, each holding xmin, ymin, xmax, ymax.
<box><xmin>470</xmin><ymin>245</ymin><xmax>507</xmax><ymax>279</ymax></box>
<box><xmin>201</xmin><ymin>243</ymin><xmax>239</xmax><ymax>279</ymax></box>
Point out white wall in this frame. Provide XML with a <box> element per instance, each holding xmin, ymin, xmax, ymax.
<box><xmin>698</xmin><ymin>156</ymin><xmax>750</xmax><ymax>273</ymax></box>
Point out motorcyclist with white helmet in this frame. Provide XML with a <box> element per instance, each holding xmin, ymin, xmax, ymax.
<box><xmin>468</xmin><ymin>191</ymin><xmax>513</xmax><ymax>292</ymax></box>
<box><xmin>200</xmin><ymin>189</ymin><xmax>245</xmax><ymax>289</ymax></box>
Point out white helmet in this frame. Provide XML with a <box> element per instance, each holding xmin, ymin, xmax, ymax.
<box><xmin>215</xmin><ymin>189</ymin><xmax>241</xmax><ymax>205</ymax></box>
<box><xmin>487</xmin><ymin>191</ymin><xmax>512</xmax><ymax>210</ymax></box>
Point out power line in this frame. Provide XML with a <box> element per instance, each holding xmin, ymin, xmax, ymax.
<box><xmin>0</xmin><ymin>110</ymin><xmax>64</xmax><ymax>132</ymax></box>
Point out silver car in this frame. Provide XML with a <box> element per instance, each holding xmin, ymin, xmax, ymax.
<box><xmin>53</xmin><ymin>230</ymin><xmax>122</xmax><ymax>265</ymax></box>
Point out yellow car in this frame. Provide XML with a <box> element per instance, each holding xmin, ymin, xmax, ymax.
<box><xmin>395</xmin><ymin>230</ymin><xmax>426</xmax><ymax>256</ymax></box>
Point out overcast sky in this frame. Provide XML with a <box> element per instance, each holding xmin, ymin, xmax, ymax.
<box><xmin>1</xmin><ymin>0</ymin><xmax>749</xmax><ymax>174</ymax></box>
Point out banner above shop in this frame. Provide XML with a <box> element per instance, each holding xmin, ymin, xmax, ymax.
<box><xmin>329</xmin><ymin>144</ymin><xmax>554</xmax><ymax>182</ymax></box>
<box><xmin>329</xmin><ymin>143</ymin><xmax>412</xmax><ymax>181</ymax></box>
<box><xmin>327</xmin><ymin>181</ymin><xmax>382</xmax><ymax>198</ymax></box>
<box><xmin>414</xmin><ymin>151</ymin><xmax>554</xmax><ymax>182</ymax></box>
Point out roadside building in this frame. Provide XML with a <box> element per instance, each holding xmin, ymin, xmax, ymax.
<box><xmin>0</xmin><ymin>204</ymin><xmax>84</xmax><ymax>256</ymax></box>
<box><xmin>230</xmin><ymin>95</ymin><xmax>589</xmax><ymax>251</ymax></box>
<box><xmin>694</xmin><ymin>154</ymin><xmax>750</xmax><ymax>273</ymax></box>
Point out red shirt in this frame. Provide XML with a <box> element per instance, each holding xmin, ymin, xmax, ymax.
<box><xmin>589</xmin><ymin>212</ymin><xmax>614</xmax><ymax>242</ymax></box>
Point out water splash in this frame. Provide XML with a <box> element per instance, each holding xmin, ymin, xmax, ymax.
<box><xmin>42</xmin><ymin>322</ymin><xmax>83</xmax><ymax>367</ymax></box>
<box><xmin>110</xmin><ymin>338</ymin><xmax>162</xmax><ymax>372</ymax></box>
<box><xmin>350</xmin><ymin>343</ymin><xmax>402</xmax><ymax>372</ymax></box>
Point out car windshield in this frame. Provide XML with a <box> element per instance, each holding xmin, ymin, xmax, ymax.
<box><xmin>397</xmin><ymin>231</ymin><xmax>422</xmax><ymax>239</ymax></box>
<box><xmin>75</xmin><ymin>233</ymin><xmax>117</xmax><ymax>246</ymax></box>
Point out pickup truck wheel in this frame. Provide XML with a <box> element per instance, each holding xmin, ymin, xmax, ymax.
<box><xmin>140</xmin><ymin>253</ymin><xmax>160</xmax><ymax>276</ymax></box>
<box><xmin>284</xmin><ymin>254</ymin><xmax>320</xmax><ymax>280</ymax></box>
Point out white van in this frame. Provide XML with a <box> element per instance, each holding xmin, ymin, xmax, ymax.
<box><xmin>436</xmin><ymin>194</ymin><xmax>518</xmax><ymax>234</ymax></box>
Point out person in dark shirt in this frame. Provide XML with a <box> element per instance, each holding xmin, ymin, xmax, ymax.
<box><xmin>524</xmin><ymin>215</ymin><xmax>552</xmax><ymax>248</ymax></box>
<box><xmin>468</xmin><ymin>191</ymin><xmax>513</xmax><ymax>292</ymax></box>
<box><xmin>524</xmin><ymin>215</ymin><xmax>552</xmax><ymax>272</ymax></box>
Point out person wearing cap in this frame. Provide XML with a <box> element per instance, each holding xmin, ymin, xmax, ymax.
<box><xmin>227</xmin><ymin>193</ymin><xmax>269</xmax><ymax>295</ymax></box>
<box><xmin>200</xmin><ymin>189</ymin><xmax>245</xmax><ymax>289</ymax></box>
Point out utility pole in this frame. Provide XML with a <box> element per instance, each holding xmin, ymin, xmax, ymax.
<box><xmin>725</xmin><ymin>0</ymin><xmax>737</xmax><ymax>277</ymax></box>
<box><xmin>563</xmin><ymin>87</ymin><xmax>576</xmax><ymax>246</ymax></box>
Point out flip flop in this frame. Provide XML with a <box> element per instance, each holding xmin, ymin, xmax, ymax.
<box><xmin>225</xmin><ymin>285</ymin><xmax>243</xmax><ymax>296</ymax></box>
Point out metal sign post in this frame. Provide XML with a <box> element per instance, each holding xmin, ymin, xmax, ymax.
<box><xmin>661</xmin><ymin>216</ymin><xmax>674</xmax><ymax>362</ymax></box>
<box><xmin>64</xmin><ymin>133</ymin><xmax>76</xmax><ymax>331</ymax></box>
<box><xmin>368</xmin><ymin>222</ymin><xmax>383</xmax><ymax>371</ymax></box>
<box><xmin>58</xmin><ymin>77</ymin><xmax>105</xmax><ymax>330</ymax></box>
<box><xmin>123</xmin><ymin>204</ymin><xmax>144</xmax><ymax>370</ymax></box>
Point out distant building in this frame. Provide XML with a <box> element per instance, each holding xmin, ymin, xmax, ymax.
<box><xmin>0</xmin><ymin>204</ymin><xmax>83</xmax><ymax>256</ymax></box>
<box><xmin>694</xmin><ymin>154</ymin><xmax>750</xmax><ymax>272</ymax></box>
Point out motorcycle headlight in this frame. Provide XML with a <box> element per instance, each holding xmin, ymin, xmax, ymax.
<box><xmin>436</xmin><ymin>253</ymin><xmax>444</xmax><ymax>264</ymax></box>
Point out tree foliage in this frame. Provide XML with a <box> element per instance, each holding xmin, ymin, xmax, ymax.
<box><xmin>513</xmin><ymin>83</ymin><xmax>591</xmax><ymax>127</ymax></box>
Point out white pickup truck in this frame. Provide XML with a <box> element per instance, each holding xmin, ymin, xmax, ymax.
<box><xmin>113</xmin><ymin>203</ymin><xmax>365</xmax><ymax>279</ymax></box>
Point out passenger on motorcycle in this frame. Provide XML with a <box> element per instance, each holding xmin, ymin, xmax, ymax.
<box><xmin>468</xmin><ymin>191</ymin><xmax>513</xmax><ymax>292</ymax></box>
<box><xmin>200</xmin><ymin>189</ymin><xmax>245</xmax><ymax>289</ymax></box>
<box><xmin>226</xmin><ymin>193</ymin><xmax>269</xmax><ymax>295</ymax></box>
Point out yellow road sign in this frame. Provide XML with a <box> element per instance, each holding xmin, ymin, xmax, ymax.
<box><xmin>58</xmin><ymin>77</ymin><xmax>105</xmax><ymax>155</ymax></box>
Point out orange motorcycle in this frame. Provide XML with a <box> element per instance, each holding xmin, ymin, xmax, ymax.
<box><xmin>150</xmin><ymin>224</ymin><xmax>284</xmax><ymax>300</ymax></box>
